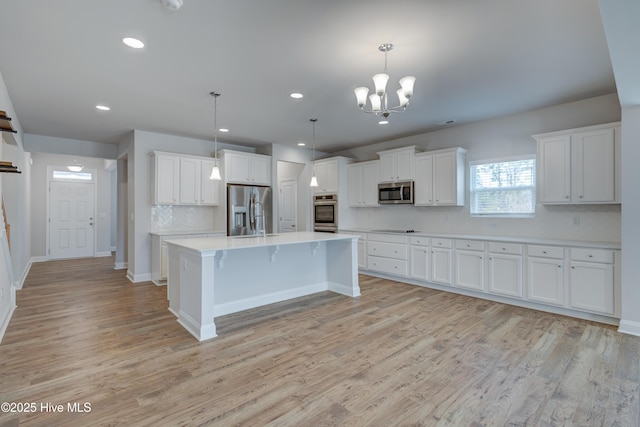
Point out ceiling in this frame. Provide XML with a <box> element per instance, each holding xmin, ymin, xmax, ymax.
<box><xmin>0</xmin><ymin>0</ymin><xmax>616</xmax><ymax>153</ymax></box>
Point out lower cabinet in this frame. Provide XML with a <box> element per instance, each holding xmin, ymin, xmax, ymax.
<box><xmin>431</xmin><ymin>238</ymin><xmax>453</xmax><ymax>285</ymax></box>
<box><xmin>488</xmin><ymin>242</ymin><xmax>523</xmax><ymax>298</ymax></box>
<box><xmin>353</xmin><ymin>230</ymin><xmax>619</xmax><ymax>322</ymax></box>
<box><xmin>527</xmin><ymin>245</ymin><xmax>565</xmax><ymax>306</ymax></box>
<box><xmin>367</xmin><ymin>233</ymin><xmax>409</xmax><ymax>277</ymax></box>
<box><xmin>455</xmin><ymin>240</ymin><xmax>485</xmax><ymax>291</ymax></box>
<box><xmin>569</xmin><ymin>248</ymin><xmax>615</xmax><ymax>315</ymax></box>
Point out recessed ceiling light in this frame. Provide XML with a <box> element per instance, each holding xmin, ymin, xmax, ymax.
<box><xmin>122</xmin><ymin>37</ymin><xmax>144</xmax><ymax>49</ymax></box>
<box><xmin>219</xmin><ymin>128</ymin><xmax>229</xmax><ymax>133</ymax></box>
<box><xmin>290</xmin><ymin>93</ymin><xmax>303</xmax><ymax>99</ymax></box>
<box><xmin>297</xmin><ymin>142</ymin><xmax>306</xmax><ymax>147</ymax></box>
<box><xmin>96</xmin><ymin>105</ymin><xmax>111</xmax><ymax>111</ymax></box>
<box><xmin>378</xmin><ymin>119</ymin><xmax>389</xmax><ymax>125</ymax></box>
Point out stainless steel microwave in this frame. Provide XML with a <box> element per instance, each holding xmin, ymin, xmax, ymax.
<box><xmin>378</xmin><ymin>181</ymin><xmax>414</xmax><ymax>204</ymax></box>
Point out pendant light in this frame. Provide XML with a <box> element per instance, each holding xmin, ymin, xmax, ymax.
<box><xmin>209</xmin><ymin>91</ymin><xmax>222</xmax><ymax>180</ymax></box>
<box><xmin>309</xmin><ymin>118</ymin><xmax>318</xmax><ymax>187</ymax></box>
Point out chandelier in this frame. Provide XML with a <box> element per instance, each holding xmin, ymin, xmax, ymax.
<box><xmin>354</xmin><ymin>43</ymin><xmax>415</xmax><ymax>123</ymax></box>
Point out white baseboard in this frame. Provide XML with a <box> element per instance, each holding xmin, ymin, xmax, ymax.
<box><xmin>126</xmin><ymin>271</ymin><xmax>151</xmax><ymax>283</ymax></box>
<box><xmin>14</xmin><ymin>260</ymin><xmax>33</xmax><ymax>290</ymax></box>
<box><xmin>114</xmin><ymin>262</ymin><xmax>128</xmax><ymax>270</ymax></box>
<box><xmin>30</xmin><ymin>255</ymin><xmax>49</xmax><ymax>263</ymax></box>
<box><xmin>0</xmin><ymin>304</ymin><xmax>16</xmax><ymax>345</ymax></box>
<box><xmin>96</xmin><ymin>251</ymin><xmax>112</xmax><ymax>258</ymax></box>
<box><xmin>618</xmin><ymin>319</ymin><xmax>640</xmax><ymax>337</ymax></box>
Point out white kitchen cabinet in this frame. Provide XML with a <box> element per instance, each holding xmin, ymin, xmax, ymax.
<box><xmin>414</xmin><ymin>148</ymin><xmax>467</xmax><ymax>206</ymax></box>
<box><xmin>534</xmin><ymin>122</ymin><xmax>619</xmax><ymax>204</ymax></box>
<box><xmin>455</xmin><ymin>240</ymin><xmax>485</xmax><ymax>291</ymax></box>
<box><xmin>312</xmin><ymin>158</ymin><xmax>339</xmax><ymax>194</ymax></box>
<box><xmin>179</xmin><ymin>157</ymin><xmax>200</xmax><ymax>204</ymax></box>
<box><xmin>348</xmin><ymin>160</ymin><xmax>379</xmax><ymax>207</ymax></box>
<box><xmin>569</xmin><ymin>248</ymin><xmax>615</xmax><ymax>315</ymax></box>
<box><xmin>152</xmin><ymin>152</ymin><xmax>180</xmax><ymax>204</ymax></box>
<box><xmin>488</xmin><ymin>242</ymin><xmax>523</xmax><ymax>298</ymax></box>
<box><xmin>527</xmin><ymin>245</ymin><xmax>565</xmax><ymax>306</ymax></box>
<box><xmin>223</xmin><ymin>150</ymin><xmax>271</xmax><ymax>185</ymax></box>
<box><xmin>409</xmin><ymin>236</ymin><xmax>429</xmax><ymax>280</ymax></box>
<box><xmin>377</xmin><ymin>146</ymin><xmax>415</xmax><ymax>183</ymax></box>
<box><xmin>367</xmin><ymin>233</ymin><xmax>409</xmax><ymax>277</ymax></box>
<box><xmin>430</xmin><ymin>238</ymin><xmax>453</xmax><ymax>285</ymax></box>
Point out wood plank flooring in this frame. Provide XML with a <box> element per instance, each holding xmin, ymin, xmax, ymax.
<box><xmin>1</xmin><ymin>256</ymin><xmax>639</xmax><ymax>426</ymax></box>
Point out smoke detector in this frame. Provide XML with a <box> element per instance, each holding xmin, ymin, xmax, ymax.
<box><xmin>162</xmin><ymin>0</ymin><xmax>183</xmax><ymax>11</ymax></box>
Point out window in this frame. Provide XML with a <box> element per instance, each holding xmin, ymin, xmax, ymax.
<box><xmin>52</xmin><ymin>170</ymin><xmax>93</xmax><ymax>181</ymax></box>
<box><xmin>470</xmin><ymin>156</ymin><xmax>536</xmax><ymax>217</ymax></box>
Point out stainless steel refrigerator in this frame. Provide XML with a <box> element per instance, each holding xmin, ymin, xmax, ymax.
<box><xmin>227</xmin><ymin>184</ymin><xmax>273</xmax><ymax>236</ymax></box>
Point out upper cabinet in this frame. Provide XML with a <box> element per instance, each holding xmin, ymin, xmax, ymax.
<box><xmin>377</xmin><ymin>146</ymin><xmax>415</xmax><ymax>183</ymax></box>
<box><xmin>152</xmin><ymin>151</ymin><xmax>220</xmax><ymax>206</ymax></box>
<box><xmin>312</xmin><ymin>157</ymin><xmax>352</xmax><ymax>195</ymax></box>
<box><xmin>223</xmin><ymin>150</ymin><xmax>271</xmax><ymax>186</ymax></box>
<box><xmin>414</xmin><ymin>148</ymin><xmax>467</xmax><ymax>206</ymax></box>
<box><xmin>534</xmin><ymin>122</ymin><xmax>620</xmax><ymax>204</ymax></box>
<box><xmin>348</xmin><ymin>160</ymin><xmax>379</xmax><ymax>207</ymax></box>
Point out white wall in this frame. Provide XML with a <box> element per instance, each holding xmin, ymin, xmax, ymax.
<box><xmin>335</xmin><ymin>93</ymin><xmax>622</xmax><ymax>242</ymax></box>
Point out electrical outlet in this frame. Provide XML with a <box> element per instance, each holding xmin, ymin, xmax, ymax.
<box><xmin>573</xmin><ymin>215</ymin><xmax>581</xmax><ymax>226</ymax></box>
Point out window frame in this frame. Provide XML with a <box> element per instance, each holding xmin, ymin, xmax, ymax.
<box><xmin>469</xmin><ymin>155</ymin><xmax>536</xmax><ymax>218</ymax></box>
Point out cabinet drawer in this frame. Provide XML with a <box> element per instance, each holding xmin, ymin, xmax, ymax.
<box><xmin>410</xmin><ymin>236</ymin><xmax>429</xmax><ymax>246</ymax></box>
<box><xmin>489</xmin><ymin>242</ymin><xmax>523</xmax><ymax>255</ymax></box>
<box><xmin>455</xmin><ymin>239</ymin><xmax>484</xmax><ymax>251</ymax></box>
<box><xmin>368</xmin><ymin>255</ymin><xmax>408</xmax><ymax>276</ymax></box>
<box><xmin>528</xmin><ymin>245</ymin><xmax>564</xmax><ymax>259</ymax></box>
<box><xmin>368</xmin><ymin>233</ymin><xmax>409</xmax><ymax>244</ymax></box>
<box><xmin>368</xmin><ymin>242</ymin><xmax>408</xmax><ymax>260</ymax></box>
<box><xmin>570</xmin><ymin>248</ymin><xmax>614</xmax><ymax>264</ymax></box>
<box><xmin>431</xmin><ymin>238</ymin><xmax>452</xmax><ymax>249</ymax></box>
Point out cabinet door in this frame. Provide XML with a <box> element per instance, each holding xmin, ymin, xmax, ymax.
<box><xmin>571</xmin><ymin>128</ymin><xmax>615</xmax><ymax>203</ymax></box>
<box><xmin>569</xmin><ymin>261</ymin><xmax>614</xmax><ymax>315</ymax></box>
<box><xmin>226</xmin><ymin>153</ymin><xmax>251</xmax><ymax>183</ymax></box>
<box><xmin>414</xmin><ymin>155</ymin><xmax>434</xmax><ymax>206</ymax></box>
<box><xmin>200</xmin><ymin>160</ymin><xmax>220</xmax><ymax>205</ymax></box>
<box><xmin>395</xmin><ymin>150</ymin><xmax>414</xmax><ymax>181</ymax></box>
<box><xmin>538</xmin><ymin>136</ymin><xmax>571</xmax><ymax>203</ymax></box>
<box><xmin>154</xmin><ymin>154</ymin><xmax>179</xmax><ymax>204</ymax></box>
<box><xmin>527</xmin><ymin>257</ymin><xmax>564</xmax><ymax>305</ymax></box>
<box><xmin>378</xmin><ymin>153</ymin><xmax>396</xmax><ymax>182</ymax></box>
<box><xmin>488</xmin><ymin>253</ymin><xmax>523</xmax><ymax>297</ymax></box>
<box><xmin>250</xmin><ymin>155</ymin><xmax>271</xmax><ymax>185</ymax></box>
<box><xmin>314</xmin><ymin>160</ymin><xmax>338</xmax><ymax>193</ymax></box>
<box><xmin>431</xmin><ymin>248</ymin><xmax>452</xmax><ymax>285</ymax></box>
<box><xmin>348</xmin><ymin>164</ymin><xmax>362</xmax><ymax>206</ymax></box>
<box><xmin>410</xmin><ymin>246</ymin><xmax>429</xmax><ymax>280</ymax></box>
<box><xmin>456</xmin><ymin>250</ymin><xmax>485</xmax><ymax>291</ymax></box>
<box><xmin>362</xmin><ymin>162</ymin><xmax>380</xmax><ymax>206</ymax></box>
<box><xmin>433</xmin><ymin>151</ymin><xmax>458</xmax><ymax>205</ymax></box>
<box><xmin>179</xmin><ymin>157</ymin><xmax>200</xmax><ymax>204</ymax></box>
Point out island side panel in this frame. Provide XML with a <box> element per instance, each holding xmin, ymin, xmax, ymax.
<box><xmin>327</xmin><ymin>237</ymin><xmax>360</xmax><ymax>297</ymax></box>
<box><xmin>176</xmin><ymin>247</ymin><xmax>217</xmax><ymax>341</ymax></box>
<box><xmin>167</xmin><ymin>243</ymin><xmax>181</xmax><ymax>317</ymax></box>
<box><xmin>212</xmin><ymin>243</ymin><xmax>329</xmax><ymax>317</ymax></box>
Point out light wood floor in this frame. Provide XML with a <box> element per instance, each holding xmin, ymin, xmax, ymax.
<box><xmin>1</xmin><ymin>256</ymin><xmax>639</xmax><ymax>426</ymax></box>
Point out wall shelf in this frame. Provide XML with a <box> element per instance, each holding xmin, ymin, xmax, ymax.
<box><xmin>0</xmin><ymin>111</ymin><xmax>17</xmax><ymax>134</ymax></box>
<box><xmin>0</xmin><ymin>161</ymin><xmax>21</xmax><ymax>174</ymax></box>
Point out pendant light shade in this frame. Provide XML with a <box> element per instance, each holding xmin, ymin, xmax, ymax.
<box><xmin>209</xmin><ymin>91</ymin><xmax>222</xmax><ymax>181</ymax></box>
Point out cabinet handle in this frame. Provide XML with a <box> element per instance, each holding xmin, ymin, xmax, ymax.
<box><xmin>558</xmin><ymin>265</ymin><xmax>562</xmax><ymax>268</ymax></box>
<box><xmin>542</xmin><ymin>251</ymin><xmax>547</xmax><ymax>254</ymax></box>
<box><xmin>579</xmin><ymin>195</ymin><xmax>584</xmax><ymax>198</ymax></box>
<box><xmin>588</xmin><ymin>254</ymin><xmax>593</xmax><ymax>258</ymax></box>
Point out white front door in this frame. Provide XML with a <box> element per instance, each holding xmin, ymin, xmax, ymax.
<box><xmin>279</xmin><ymin>178</ymin><xmax>297</xmax><ymax>233</ymax></box>
<box><xmin>49</xmin><ymin>181</ymin><xmax>95</xmax><ymax>259</ymax></box>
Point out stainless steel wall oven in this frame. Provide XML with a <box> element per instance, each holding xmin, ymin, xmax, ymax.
<box><xmin>313</xmin><ymin>194</ymin><xmax>337</xmax><ymax>232</ymax></box>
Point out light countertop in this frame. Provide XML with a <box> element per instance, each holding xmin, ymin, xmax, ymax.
<box><xmin>165</xmin><ymin>231</ymin><xmax>358</xmax><ymax>253</ymax></box>
<box><xmin>150</xmin><ymin>229</ymin><xmax>224</xmax><ymax>237</ymax></box>
<box><xmin>340</xmin><ymin>228</ymin><xmax>621</xmax><ymax>250</ymax></box>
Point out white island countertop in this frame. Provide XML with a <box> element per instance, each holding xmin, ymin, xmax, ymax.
<box><xmin>165</xmin><ymin>231</ymin><xmax>358</xmax><ymax>253</ymax></box>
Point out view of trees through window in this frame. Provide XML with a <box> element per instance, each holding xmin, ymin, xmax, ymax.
<box><xmin>470</xmin><ymin>157</ymin><xmax>536</xmax><ymax>216</ymax></box>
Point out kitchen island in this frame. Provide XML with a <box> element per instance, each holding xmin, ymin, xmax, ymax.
<box><xmin>165</xmin><ymin>232</ymin><xmax>359</xmax><ymax>341</ymax></box>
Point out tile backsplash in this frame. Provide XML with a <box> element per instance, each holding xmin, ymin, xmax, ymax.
<box><xmin>151</xmin><ymin>205</ymin><xmax>215</xmax><ymax>231</ymax></box>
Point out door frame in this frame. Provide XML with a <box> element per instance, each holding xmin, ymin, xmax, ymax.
<box><xmin>46</xmin><ymin>166</ymin><xmax>98</xmax><ymax>259</ymax></box>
